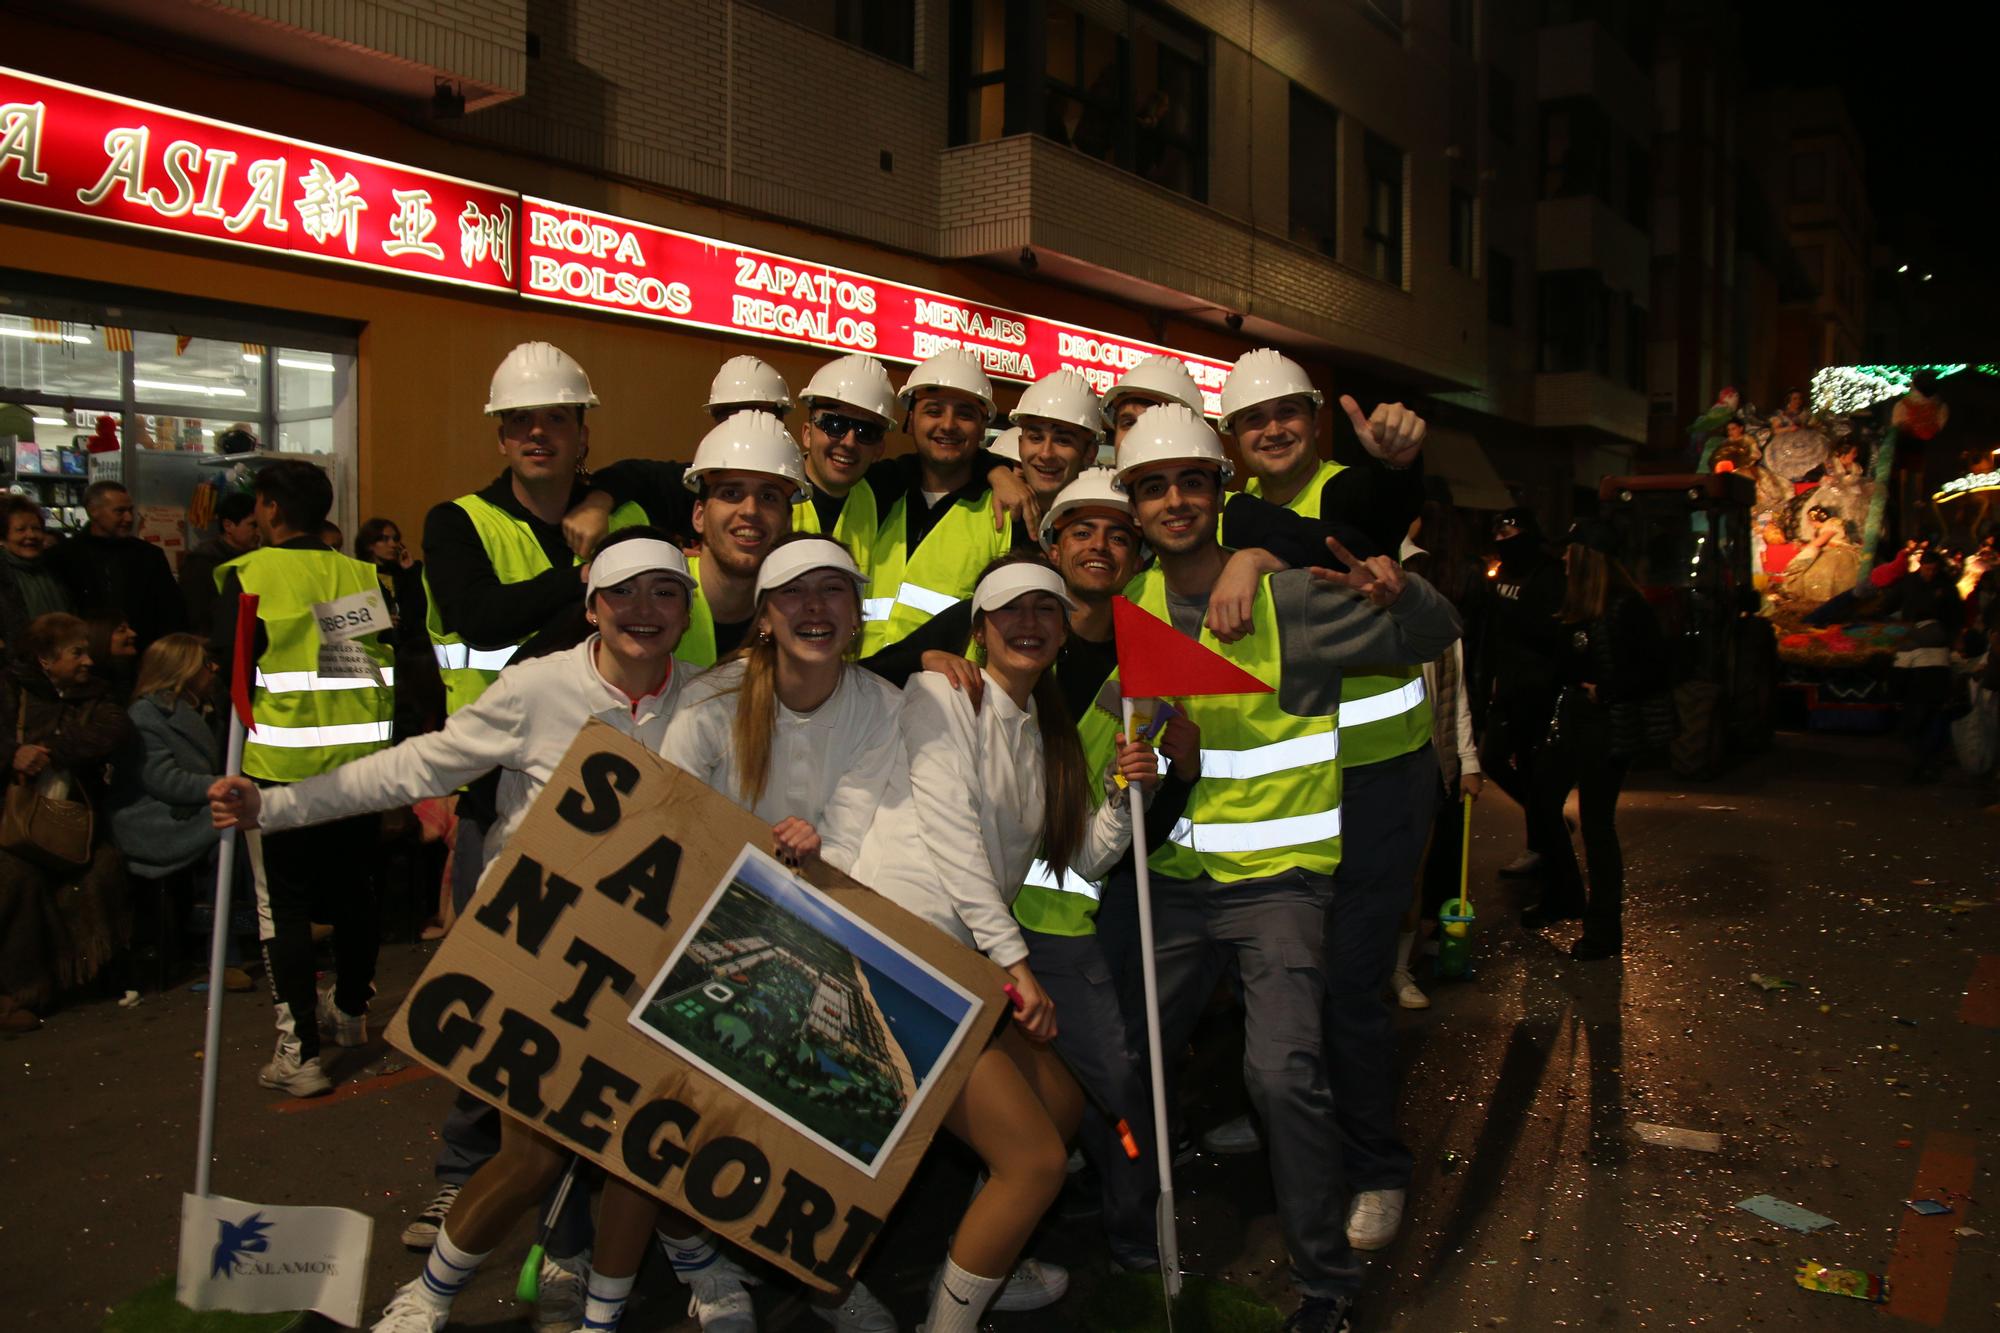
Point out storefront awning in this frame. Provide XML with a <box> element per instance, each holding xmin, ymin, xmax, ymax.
<box><xmin>1424</xmin><ymin>427</ymin><xmax>1512</xmax><ymax>510</ymax></box>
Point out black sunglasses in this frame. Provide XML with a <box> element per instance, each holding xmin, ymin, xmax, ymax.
<box><xmin>812</xmin><ymin>412</ymin><xmax>886</xmax><ymax>446</ymax></box>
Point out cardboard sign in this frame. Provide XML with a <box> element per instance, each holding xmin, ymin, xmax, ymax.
<box><xmin>384</xmin><ymin>722</ymin><xmax>1009</xmax><ymax>1291</ymax></box>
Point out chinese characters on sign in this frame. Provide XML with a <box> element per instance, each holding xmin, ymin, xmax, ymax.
<box><xmin>1</xmin><ymin>66</ymin><xmax>1227</xmax><ymax>407</ymax></box>
<box><xmin>0</xmin><ymin>67</ymin><xmax>517</xmax><ymax>291</ymax></box>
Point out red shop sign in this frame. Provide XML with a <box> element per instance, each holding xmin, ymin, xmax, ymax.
<box><xmin>520</xmin><ymin>197</ymin><xmax>1232</xmax><ymax>410</ymax></box>
<box><xmin>0</xmin><ymin>66</ymin><xmax>517</xmax><ymax>293</ymax></box>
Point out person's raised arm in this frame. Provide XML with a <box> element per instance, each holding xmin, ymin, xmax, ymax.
<box><xmin>858</xmin><ymin>598</ymin><xmax>974</xmax><ymax>689</ymax></box>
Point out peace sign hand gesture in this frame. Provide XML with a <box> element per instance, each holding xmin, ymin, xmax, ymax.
<box><xmin>1307</xmin><ymin>533</ymin><xmax>1406</xmax><ymax>608</ymax></box>
<box><xmin>1341</xmin><ymin>394</ymin><xmax>1425</xmax><ymax>469</ymax></box>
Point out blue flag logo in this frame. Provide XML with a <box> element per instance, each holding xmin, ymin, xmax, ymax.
<box><xmin>211</xmin><ymin>1211</ymin><xmax>274</xmax><ymax>1278</ymax></box>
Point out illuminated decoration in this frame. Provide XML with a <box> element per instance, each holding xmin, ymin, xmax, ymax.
<box><xmin>1935</xmin><ymin>471</ymin><xmax>2000</xmax><ymax>503</ymax></box>
<box><xmin>1810</xmin><ymin>363</ymin><xmax>2000</xmax><ymax>416</ymax></box>
<box><xmin>0</xmin><ymin>64</ymin><xmax>1233</xmax><ymax>410</ymax></box>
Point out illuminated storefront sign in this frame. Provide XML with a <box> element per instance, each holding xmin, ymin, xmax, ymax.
<box><xmin>1934</xmin><ymin>470</ymin><xmax>2000</xmax><ymax>503</ymax></box>
<box><xmin>518</xmin><ymin>196</ymin><xmax>1231</xmax><ymax>404</ymax></box>
<box><xmin>0</xmin><ymin>66</ymin><xmax>1229</xmax><ymax>407</ymax></box>
<box><xmin>0</xmin><ymin>67</ymin><xmax>517</xmax><ymax>292</ymax></box>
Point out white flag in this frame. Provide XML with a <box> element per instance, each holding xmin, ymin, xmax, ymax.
<box><xmin>176</xmin><ymin>1192</ymin><xmax>372</xmax><ymax>1327</ymax></box>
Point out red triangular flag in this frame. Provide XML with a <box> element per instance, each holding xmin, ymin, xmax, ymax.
<box><xmin>1112</xmin><ymin>595</ymin><xmax>1274</xmax><ymax>698</ymax></box>
<box><xmin>229</xmin><ymin>593</ymin><xmax>260</xmax><ymax>729</ymax></box>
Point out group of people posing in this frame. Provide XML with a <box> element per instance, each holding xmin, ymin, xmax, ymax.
<box><xmin>185</xmin><ymin>332</ymin><xmax>1559</xmax><ymax>1333</ymax></box>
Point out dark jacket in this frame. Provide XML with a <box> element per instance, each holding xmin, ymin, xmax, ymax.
<box><xmin>2</xmin><ymin>553</ymin><xmax>75</xmax><ymax>659</ymax></box>
<box><xmin>1552</xmin><ymin>590</ymin><xmax>1672</xmax><ymax>757</ymax></box>
<box><xmin>107</xmin><ymin>691</ymin><xmax>222</xmax><ymax>878</ymax></box>
<box><xmin>1</xmin><ymin>660</ymin><xmax>132</xmax><ymax>810</ymax></box>
<box><xmin>46</xmin><ymin>530</ymin><xmax>186</xmax><ymax>651</ymax></box>
<box><xmin>178</xmin><ymin>533</ymin><xmax>256</xmax><ymax>634</ymax></box>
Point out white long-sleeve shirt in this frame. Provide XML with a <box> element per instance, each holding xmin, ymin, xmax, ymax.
<box><xmin>659</xmin><ymin>659</ymin><xmax>903</xmax><ymax>875</ymax></box>
<box><xmin>1403</xmin><ymin>537</ymin><xmax>1479</xmax><ymax>787</ymax></box>
<box><xmin>852</xmin><ymin>670</ymin><xmax>1135</xmax><ymax>968</ymax></box>
<box><xmin>260</xmin><ymin>638</ymin><xmax>690</xmax><ymax>847</ymax></box>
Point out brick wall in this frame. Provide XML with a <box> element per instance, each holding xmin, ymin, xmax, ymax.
<box><xmin>198</xmin><ymin>0</ymin><xmax>528</xmax><ymax>98</ymax></box>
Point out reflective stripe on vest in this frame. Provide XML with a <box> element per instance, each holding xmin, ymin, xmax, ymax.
<box><xmin>219</xmin><ymin>546</ymin><xmax>396</xmax><ymax>782</ymax></box>
<box><xmin>860</xmin><ymin>492</ymin><xmax>1010</xmax><ymax>654</ymax></box>
<box><xmin>1248</xmin><ymin>460</ymin><xmax>1434</xmax><ymax>766</ymax></box>
<box><xmin>793</xmin><ymin>478</ymin><xmax>879</xmax><ymax>580</ymax></box>
<box><xmin>255</xmin><ymin>667</ymin><xmax>398</xmax><ymax>692</ymax></box>
<box><xmin>423</xmin><ymin>494</ymin><xmax>647</xmax><ymax>713</ymax></box>
<box><xmin>1010</xmin><ymin>672</ymin><xmax>1124</xmax><ymax>938</ymax></box>
<box><xmin>1124</xmin><ymin>567</ymin><xmax>1342</xmax><ymax>883</ymax></box>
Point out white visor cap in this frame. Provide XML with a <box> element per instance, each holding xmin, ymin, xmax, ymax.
<box><xmin>971</xmin><ymin>562</ymin><xmax>1080</xmax><ymax>619</ymax></box>
<box><xmin>586</xmin><ymin>539</ymin><xmax>696</xmax><ymax>599</ymax></box>
<box><xmin>753</xmin><ymin>537</ymin><xmax>868</xmax><ymax>599</ymax></box>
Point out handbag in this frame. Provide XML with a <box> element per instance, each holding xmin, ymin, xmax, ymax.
<box><xmin>1</xmin><ymin>694</ymin><xmax>93</xmax><ymax>870</ymax></box>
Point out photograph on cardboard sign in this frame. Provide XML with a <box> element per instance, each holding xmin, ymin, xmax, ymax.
<box><xmin>628</xmin><ymin>845</ymin><xmax>979</xmax><ymax>1178</ymax></box>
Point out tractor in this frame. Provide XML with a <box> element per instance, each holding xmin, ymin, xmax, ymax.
<box><xmin>1596</xmin><ymin>472</ymin><xmax>1778</xmax><ymax>777</ymax></box>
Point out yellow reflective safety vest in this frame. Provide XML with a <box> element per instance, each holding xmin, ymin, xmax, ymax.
<box><xmin>423</xmin><ymin>493</ymin><xmax>647</xmax><ymax>713</ymax></box>
<box><xmin>1124</xmin><ymin>566</ymin><xmax>1343</xmax><ymax>882</ymax></box>
<box><xmin>1011</xmin><ymin>676</ymin><xmax>1124</xmax><ymax>938</ymax></box>
<box><xmin>860</xmin><ymin>490</ymin><xmax>1010</xmax><ymax>655</ymax></box>
<box><xmin>1246</xmin><ymin>459</ymin><xmax>1432</xmax><ymax>767</ymax></box>
<box><xmin>218</xmin><ymin>546</ymin><xmax>395</xmax><ymax>783</ymax></box>
<box><xmin>792</xmin><ymin>479</ymin><xmax>880</xmax><ymax>580</ymax></box>
<box><xmin>678</xmin><ymin>554</ymin><xmax>720</xmax><ymax>669</ymax></box>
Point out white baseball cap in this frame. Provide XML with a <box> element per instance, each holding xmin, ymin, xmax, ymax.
<box><xmin>971</xmin><ymin>562</ymin><xmax>1079</xmax><ymax>618</ymax></box>
<box><xmin>586</xmin><ymin>539</ymin><xmax>696</xmax><ymax>599</ymax></box>
<box><xmin>753</xmin><ymin>537</ymin><xmax>867</xmax><ymax>599</ymax></box>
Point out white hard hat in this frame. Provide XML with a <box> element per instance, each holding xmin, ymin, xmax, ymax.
<box><xmin>683</xmin><ymin>411</ymin><xmax>809</xmax><ymax>502</ymax></box>
<box><xmin>1038</xmin><ymin>467</ymin><xmax>1135</xmax><ymax>547</ymax></box>
<box><xmin>1013</xmin><ymin>367</ymin><xmax>1106</xmax><ymax>439</ymax></box>
<box><xmin>706</xmin><ymin>355</ymin><xmax>793</xmax><ymax>413</ymax></box>
<box><xmin>799</xmin><ymin>354</ymin><xmax>900</xmax><ymax>427</ymax></box>
<box><xmin>1103</xmin><ymin>355</ymin><xmax>1204</xmax><ymax>420</ymax></box>
<box><xmin>899</xmin><ymin>348</ymin><xmax>996</xmax><ymax>419</ymax></box>
<box><xmin>1114</xmin><ymin>402</ymin><xmax>1234</xmax><ymax>485</ymax></box>
<box><xmin>486</xmin><ymin>342</ymin><xmax>600</xmax><ymax>415</ymax></box>
<box><xmin>988</xmin><ymin>426</ymin><xmax>1022</xmax><ymax>462</ymax></box>
<box><xmin>1219</xmin><ymin>348</ymin><xmax>1323</xmax><ymax>432</ymax></box>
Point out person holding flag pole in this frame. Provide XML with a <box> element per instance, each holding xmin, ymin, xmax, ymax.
<box><xmin>208</xmin><ymin>531</ymin><xmax>724</xmax><ymax>1333</ymax></box>
<box><xmin>1110</xmin><ymin>403</ymin><xmax>1461</xmax><ymax>1333</ymax></box>
<box><xmin>851</xmin><ymin>554</ymin><xmax>1166</xmax><ymax>1333</ymax></box>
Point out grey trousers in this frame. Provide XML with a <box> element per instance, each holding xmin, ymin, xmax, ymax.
<box><xmin>1023</xmin><ymin>927</ymin><xmax>1158</xmax><ymax>1268</ymax></box>
<box><xmin>1144</xmin><ymin>868</ymin><xmax>1358</xmax><ymax>1298</ymax></box>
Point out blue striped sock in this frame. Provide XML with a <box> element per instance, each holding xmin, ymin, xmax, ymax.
<box><xmin>657</xmin><ymin>1230</ymin><xmax>717</xmax><ymax>1275</ymax></box>
<box><xmin>583</xmin><ymin>1270</ymin><xmax>636</xmax><ymax>1330</ymax></box>
<box><xmin>414</xmin><ymin>1226</ymin><xmax>488</xmax><ymax>1309</ymax></box>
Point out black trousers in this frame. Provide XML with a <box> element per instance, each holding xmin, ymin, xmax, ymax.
<box><xmin>1418</xmin><ymin>775</ymin><xmax>1470</xmax><ymax>919</ymax></box>
<box><xmin>1525</xmin><ymin>712</ymin><xmax>1628</xmax><ymax>941</ymax></box>
<box><xmin>250</xmin><ymin>812</ymin><xmax>380</xmax><ymax>1060</ymax></box>
<box><xmin>1480</xmin><ymin>701</ymin><xmax>1548</xmax><ymax>854</ymax></box>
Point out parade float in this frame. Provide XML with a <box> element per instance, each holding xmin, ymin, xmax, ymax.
<box><xmin>1687</xmin><ymin>364</ymin><xmax>1997</xmax><ymax>731</ymax></box>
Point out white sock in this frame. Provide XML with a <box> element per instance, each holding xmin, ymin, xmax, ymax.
<box><xmin>581</xmin><ymin>1269</ymin><xmax>636</xmax><ymax>1330</ymax></box>
<box><xmin>415</xmin><ymin>1226</ymin><xmax>488</xmax><ymax>1310</ymax></box>
<box><xmin>924</xmin><ymin>1255</ymin><xmax>1008</xmax><ymax>1333</ymax></box>
<box><xmin>1395</xmin><ymin>930</ymin><xmax>1417</xmax><ymax>973</ymax></box>
<box><xmin>657</xmin><ymin>1229</ymin><xmax>718</xmax><ymax>1276</ymax></box>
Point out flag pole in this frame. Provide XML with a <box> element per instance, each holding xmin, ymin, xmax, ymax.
<box><xmin>195</xmin><ymin>593</ymin><xmax>257</xmax><ymax>1200</ymax></box>
<box><xmin>1122</xmin><ymin>696</ymin><xmax>1182</xmax><ymax>1307</ymax></box>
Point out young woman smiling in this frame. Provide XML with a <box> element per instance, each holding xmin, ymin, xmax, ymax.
<box><xmin>658</xmin><ymin>532</ymin><xmax>903</xmax><ymax>1331</ymax></box>
<box><xmin>209</xmin><ymin>528</ymin><xmax>709</xmax><ymax>1333</ymax></box>
<box><xmin>852</xmin><ymin>554</ymin><xmax>1163</xmax><ymax>1332</ymax></box>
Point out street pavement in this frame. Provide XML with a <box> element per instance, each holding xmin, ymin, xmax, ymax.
<box><xmin>2</xmin><ymin>727</ymin><xmax>1993</xmax><ymax>1331</ymax></box>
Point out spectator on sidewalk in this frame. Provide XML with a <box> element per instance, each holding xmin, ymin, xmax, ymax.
<box><xmin>1880</xmin><ymin>548</ymin><xmax>1963</xmax><ymax>783</ymax></box>
<box><xmin>1</xmin><ymin>496</ymin><xmax>72</xmax><ymax>658</ymax></box>
<box><xmin>1519</xmin><ymin>523</ymin><xmax>1670</xmax><ymax>960</ymax></box>
<box><xmin>46</xmin><ymin>481</ymin><xmax>185</xmax><ymax>652</ymax></box>
<box><xmin>0</xmin><ymin>612</ymin><xmax>134</xmax><ymax>1031</ymax></box>
<box><xmin>1479</xmin><ymin>507</ymin><xmax>1564</xmax><ymax>878</ymax></box>
<box><xmin>178</xmin><ymin>491</ymin><xmax>260</xmax><ymax>631</ymax></box>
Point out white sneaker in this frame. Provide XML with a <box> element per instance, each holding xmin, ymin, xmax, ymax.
<box><xmin>1200</xmin><ymin>1113</ymin><xmax>1262</xmax><ymax>1155</ymax></box>
<box><xmin>399</xmin><ymin>1183</ymin><xmax>461</xmax><ymax>1249</ymax></box>
<box><xmin>258</xmin><ymin>1045</ymin><xmax>332</xmax><ymax>1097</ymax></box>
<box><xmin>372</xmin><ymin>1280</ymin><xmax>448</xmax><ymax>1332</ymax></box>
<box><xmin>534</xmin><ymin>1250</ymin><xmax>588</xmax><ymax>1332</ymax></box>
<box><xmin>1345</xmin><ymin>1187</ymin><xmax>1406</xmax><ymax>1251</ymax></box>
<box><xmin>811</xmin><ymin>1279</ymin><xmax>896</xmax><ymax>1331</ymax></box>
<box><xmin>682</xmin><ymin>1251</ymin><xmax>759</xmax><ymax>1332</ymax></box>
<box><xmin>1392</xmin><ymin>969</ymin><xmax>1430</xmax><ymax>1010</ymax></box>
<box><xmin>318</xmin><ymin>983</ymin><xmax>368</xmax><ymax>1048</ymax></box>
<box><xmin>990</xmin><ymin>1257</ymin><xmax>1068</xmax><ymax>1312</ymax></box>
